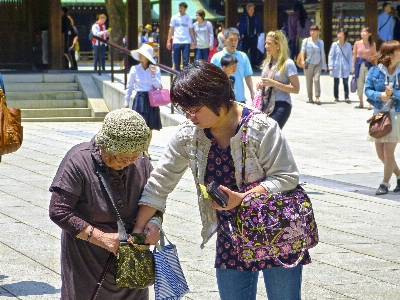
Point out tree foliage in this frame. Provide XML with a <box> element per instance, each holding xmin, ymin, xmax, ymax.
<box><xmin>104</xmin><ymin>0</ymin><xmax>125</xmax><ymax>46</ymax></box>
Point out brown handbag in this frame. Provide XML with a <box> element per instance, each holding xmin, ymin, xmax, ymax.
<box><xmin>295</xmin><ymin>53</ymin><xmax>304</xmax><ymax>68</ymax></box>
<box><xmin>296</xmin><ymin>38</ymin><xmax>308</xmax><ymax>68</ymax></box>
<box><xmin>0</xmin><ymin>88</ymin><xmax>23</xmax><ymax>156</ymax></box>
<box><xmin>367</xmin><ymin>111</ymin><xmax>392</xmax><ymax>139</ymax></box>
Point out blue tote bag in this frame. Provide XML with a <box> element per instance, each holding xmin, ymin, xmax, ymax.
<box><xmin>154</xmin><ymin>229</ymin><xmax>189</xmax><ymax>300</ymax></box>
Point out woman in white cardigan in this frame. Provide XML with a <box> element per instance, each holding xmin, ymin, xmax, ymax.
<box><xmin>133</xmin><ymin>60</ymin><xmax>309</xmax><ymax>300</ymax></box>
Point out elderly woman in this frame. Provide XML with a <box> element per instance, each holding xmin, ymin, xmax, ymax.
<box><xmin>133</xmin><ymin>60</ymin><xmax>310</xmax><ymax>300</ymax></box>
<box><xmin>49</xmin><ymin>108</ymin><xmax>161</xmax><ymax>299</ymax></box>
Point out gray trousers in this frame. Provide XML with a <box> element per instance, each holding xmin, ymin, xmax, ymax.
<box><xmin>304</xmin><ymin>62</ymin><xmax>322</xmax><ymax>100</ymax></box>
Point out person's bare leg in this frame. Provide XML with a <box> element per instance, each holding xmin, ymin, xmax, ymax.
<box><xmin>146</xmin><ymin>130</ymin><xmax>153</xmax><ymax>159</ymax></box>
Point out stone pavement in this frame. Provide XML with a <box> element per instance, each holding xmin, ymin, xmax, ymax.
<box><xmin>1</xmin><ymin>72</ymin><xmax>400</xmax><ymax>299</ymax></box>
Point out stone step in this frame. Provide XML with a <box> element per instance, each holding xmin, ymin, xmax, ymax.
<box><xmin>22</xmin><ymin>116</ymin><xmax>105</xmax><ymax>122</ymax></box>
<box><xmin>6</xmin><ymin>99</ymin><xmax>87</xmax><ymax>109</ymax></box>
<box><xmin>21</xmin><ymin>108</ymin><xmax>92</xmax><ymax>118</ymax></box>
<box><xmin>6</xmin><ymin>82</ymin><xmax>79</xmax><ymax>92</ymax></box>
<box><xmin>6</xmin><ymin>91</ymin><xmax>83</xmax><ymax>100</ymax></box>
<box><xmin>2</xmin><ymin>74</ymin><xmax>76</xmax><ymax>83</ymax></box>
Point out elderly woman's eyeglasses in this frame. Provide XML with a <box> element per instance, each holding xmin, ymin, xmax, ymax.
<box><xmin>113</xmin><ymin>154</ymin><xmax>139</xmax><ymax>164</ymax></box>
<box><xmin>174</xmin><ymin>105</ymin><xmax>204</xmax><ymax>117</ymax></box>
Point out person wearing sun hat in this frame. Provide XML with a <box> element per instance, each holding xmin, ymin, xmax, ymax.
<box><xmin>124</xmin><ymin>44</ymin><xmax>162</xmax><ymax>160</ymax></box>
<box><xmin>49</xmin><ymin>108</ymin><xmax>162</xmax><ymax>299</ymax></box>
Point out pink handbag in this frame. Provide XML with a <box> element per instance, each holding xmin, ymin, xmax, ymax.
<box><xmin>148</xmin><ymin>89</ymin><xmax>170</xmax><ymax>107</ymax></box>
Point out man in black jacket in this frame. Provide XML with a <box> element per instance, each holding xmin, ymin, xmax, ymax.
<box><xmin>237</xmin><ymin>3</ymin><xmax>262</xmax><ymax>69</ymax></box>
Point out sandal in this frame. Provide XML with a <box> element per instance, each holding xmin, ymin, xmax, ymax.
<box><xmin>334</xmin><ymin>98</ymin><xmax>339</xmax><ymax>102</ymax></box>
<box><xmin>355</xmin><ymin>105</ymin><xmax>363</xmax><ymax>109</ymax></box>
<box><xmin>316</xmin><ymin>98</ymin><xmax>321</xmax><ymax>105</ymax></box>
<box><xmin>307</xmin><ymin>99</ymin><xmax>314</xmax><ymax>104</ymax></box>
<box><xmin>345</xmin><ymin>98</ymin><xmax>351</xmax><ymax>103</ymax></box>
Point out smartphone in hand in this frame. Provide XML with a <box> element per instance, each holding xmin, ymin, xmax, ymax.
<box><xmin>206</xmin><ymin>181</ymin><xmax>228</xmax><ymax>208</ymax></box>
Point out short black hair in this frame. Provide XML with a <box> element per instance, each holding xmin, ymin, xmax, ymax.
<box><xmin>179</xmin><ymin>2</ymin><xmax>188</xmax><ymax>8</ymax></box>
<box><xmin>382</xmin><ymin>2</ymin><xmax>391</xmax><ymax>10</ymax></box>
<box><xmin>171</xmin><ymin>60</ymin><xmax>235</xmax><ymax>116</ymax></box>
<box><xmin>62</xmin><ymin>6</ymin><xmax>69</xmax><ymax>14</ymax></box>
<box><xmin>220</xmin><ymin>55</ymin><xmax>238</xmax><ymax>67</ymax></box>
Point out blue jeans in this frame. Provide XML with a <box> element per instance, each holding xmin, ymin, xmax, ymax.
<box><xmin>270</xmin><ymin>101</ymin><xmax>292</xmax><ymax>129</ymax></box>
<box><xmin>334</xmin><ymin>77</ymin><xmax>349</xmax><ymax>99</ymax></box>
<box><xmin>93</xmin><ymin>44</ymin><xmax>106</xmax><ymax>70</ymax></box>
<box><xmin>194</xmin><ymin>48</ymin><xmax>210</xmax><ymax>60</ymax></box>
<box><xmin>216</xmin><ymin>265</ymin><xmax>303</xmax><ymax>300</ymax></box>
<box><xmin>172</xmin><ymin>43</ymin><xmax>190</xmax><ymax>71</ymax></box>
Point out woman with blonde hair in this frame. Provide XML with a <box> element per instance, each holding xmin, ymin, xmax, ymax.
<box><xmin>256</xmin><ymin>30</ymin><xmax>300</xmax><ymax>128</ymax></box>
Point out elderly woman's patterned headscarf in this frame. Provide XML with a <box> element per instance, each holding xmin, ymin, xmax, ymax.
<box><xmin>95</xmin><ymin>108</ymin><xmax>150</xmax><ymax>154</ymax></box>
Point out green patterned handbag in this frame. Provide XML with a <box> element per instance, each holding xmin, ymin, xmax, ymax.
<box><xmin>97</xmin><ymin>167</ymin><xmax>155</xmax><ymax>289</ymax></box>
<box><xmin>115</xmin><ymin>234</ymin><xmax>155</xmax><ymax>289</ymax></box>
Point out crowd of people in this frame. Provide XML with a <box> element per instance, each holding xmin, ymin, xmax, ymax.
<box><xmin>49</xmin><ymin>1</ymin><xmax>400</xmax><ymax>299</ymax></box>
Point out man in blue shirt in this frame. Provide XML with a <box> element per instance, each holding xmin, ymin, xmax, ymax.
<box><xmin>378</xmin><ymin>2</ymin><xmax>394</xmax><ymax>42</ymax></box>
<box><xmin>210</xmin><ymin>28</ymin><xmax>254</xmax><ymax>103</ymax></box>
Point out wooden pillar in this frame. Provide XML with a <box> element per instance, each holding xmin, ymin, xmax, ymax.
<box><xmin>127</xmin><ymin>0</ymin><xmax>138</xmax><ymax>51</ymax></box>
<box><xmin>365</xmin><ymin>0</ymin><xmax>378</xmax><ymax>42</ymax></box>
<box><xmin>142</xmin><ymin>0</ymin><xmax>152</xmax><ymax>27</ymax></box>
<box><xmin>320</xmin><ymin>0</ymin><xmax>333</xmax><ymax>56</ymax></box>
<box><xmin>225</xmin><ymin>0</ymin><xmax>237</xmax><ymax>29</ymax></box>
<box><xmin>264</xmin><ymin>0</ymin><xmax>278</xmax><ymax>33</ymax></box>
<box><xmin>49</xmin><ymin>1</ymin><xmax>62</xmax><ymax>70</ymax></box>
<box><xmin>159</xmin><ymin>0</ymin><xmax>172</xmax><ymax>67</ymax></box>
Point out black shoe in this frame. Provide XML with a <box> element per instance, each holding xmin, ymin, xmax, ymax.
<box><xmin>393</xmin><ymin>179</ymin><xmax>400</xmax><ymax>192</ymax></box>
<box><xmin>376</xmin><ymin>184</ymin><xmax>389</xmax><ymax>195</ymax></box>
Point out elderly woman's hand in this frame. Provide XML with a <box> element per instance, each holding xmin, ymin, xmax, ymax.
<box><xmin>143</xmin><ymin>222</ymin><xmax>160</xmax><ymax>245</ymax></box>
<box><xmin>98</xmin><ymin>232</ymin><xmax>120</xmax><ymax>256</ymax></box>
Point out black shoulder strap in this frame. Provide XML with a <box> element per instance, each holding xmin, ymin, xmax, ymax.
<box><xmin>379</xmin><ymin>15</ymin><xmax>391</xmax><ymax>31</ymax></box>
<box><xmin>337</xmin><ymin>42</ymin><xmax>349</xmax><ymax>64</ymax></box>
<box><xmin>95</xmin><ymin>164</ymin><xmax>128</xmax><ymax>241</ymax></box>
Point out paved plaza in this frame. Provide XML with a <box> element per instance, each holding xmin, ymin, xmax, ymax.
<box><xmin>0</xmin><ymin>72</ymin><xmax>400</xmax><ymax>299</ymax></box>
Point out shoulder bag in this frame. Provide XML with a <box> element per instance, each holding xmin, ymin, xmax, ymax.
<box><xmin>148</xmin><ymin>88</ymin><xmax>170</xmax><ymax>107</ymax></box>
<box><xmin>231</xmin><ymin>112</ymin><xmax>319</xmax><ymax>268</ymax></box>
<box><xmin>251</xmin><ymin>60</ymin><xmax>276</xmax><ymax>115</ymax></box>
<box><xmin>296</xmin><ymin>38</ymin><xmax>308</xmax><ymax>68</ymax></box>
<box><xmin>0</xmin><ymin>88</ymin><xmax>23</xmax><ymax>157</ymax></box>
<box><xmin>154</xmin><ymin>229</ymin><xmax>189</xmax><ymax>300</ymax></box>
<box><xmin>367</xmin><ymin>97</ymin><xmax>394</xmax><ymax>138</ymax></box>
<box><xmin>350</xmin><ymin>75</ymin><xmax>357</xmax><ymax>93</ymax></box>
<box><xmin>96</xmin><ymin>167</ymin><xmax>155</xmax><ymax>289</ymax></box>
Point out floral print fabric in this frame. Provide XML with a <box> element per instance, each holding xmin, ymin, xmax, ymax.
<box><xmin>204</xmin><ymin>108</ymin><xmax>311</xmax><ymax>271</ymax></box>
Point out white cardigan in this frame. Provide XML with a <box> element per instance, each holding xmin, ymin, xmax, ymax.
<box><xmin>139</xmin><ymin>112</ymin><xmax>299</xmax><ymax>247</ymax></box>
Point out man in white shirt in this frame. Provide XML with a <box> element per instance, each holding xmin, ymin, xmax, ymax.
<box><xmin>167</xmin><ymin>2</ymin><xmax>196</xmax><ymax>71</ymax></box>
